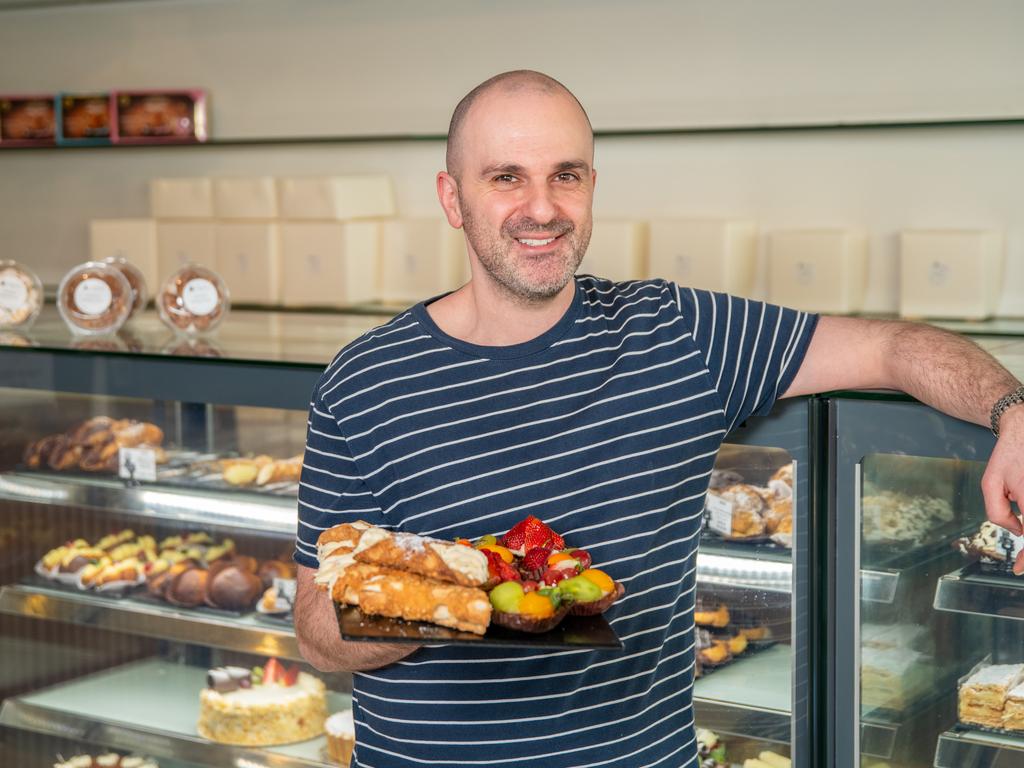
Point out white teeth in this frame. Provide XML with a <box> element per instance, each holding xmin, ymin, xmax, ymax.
<box><xmin>518</xmin><ymin>237</ymin><xmax>556</xmax><ymax>246</ymax></box>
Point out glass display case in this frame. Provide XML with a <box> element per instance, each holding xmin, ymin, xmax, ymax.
<box><xmin>0</xmin><ymin>307</ymin><xmax>387</xmax><ymax>767</ymax></box>
<box><xmin>0</xmin><ymin>305</ymin><xmax>822</xmax><ymax>768</ymax></box>
<box><xmin>694</xmin><ymin>397</ymin><xmax>816</xmax><ymax>768</ymax></box>
<box><xmin>828</xmin><ymin>392</ymin><xmax>1024</xmax><ymax>768</ymax></box>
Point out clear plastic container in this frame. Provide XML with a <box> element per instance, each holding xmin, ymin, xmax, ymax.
<box><xmin>57</xmin><ymin>261</ymin><xmax>132</xmax><ymax>336</ymax></box>
<box><xmin>157</xmin><ymin>263</ymin><xmax>230</xmax><ymax>336</ymax></box>
<box><xmin>0</xmin><ymin>260</ymin><xmax>44</xmax><ymax>330</ymax></box>
<box><xmin>103</xmin><ymin>255</ymin><xmax>148</xmax><ymax>319</ymax></box>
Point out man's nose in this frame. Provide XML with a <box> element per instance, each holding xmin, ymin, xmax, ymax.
<box><xmin>522</xmin><ymin>182</ymin><xmax>557</xmax><ymax>225</ymax></box>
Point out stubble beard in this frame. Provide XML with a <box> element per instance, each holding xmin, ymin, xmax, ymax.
<box><xmin>460</xmin><ymin>197</ymin><xmax>592</xmax><ymax>306</ymax></box>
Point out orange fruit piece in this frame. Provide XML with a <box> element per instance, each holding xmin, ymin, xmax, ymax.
<box><xmin>547</xmin><ymin>552</ymin><xmax>575</xmax><ymax>566</ymax></box>
<box><xmin>478</xmin><ymin>544</ymin><xmax>514</xmax><ymax>563</ymax></box>
<box><xmin>579</xmin><ymin>568</ymin><xmax>615</xmax><ymax>594</ymax></box>
<box><xmin>518</xmin><ymin>591</ymin><xmax>555</xmax><ymax>619</ymax></box>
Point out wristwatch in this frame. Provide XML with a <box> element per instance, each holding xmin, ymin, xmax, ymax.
<box><xmin>991</xmin><ymin>385</ymin><xmax>1024</xmax><ymax>437</ymax></box>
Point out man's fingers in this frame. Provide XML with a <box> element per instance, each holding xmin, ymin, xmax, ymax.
<box><xmin>1015</xmin><ymin>550</ymin><xmax>1024</xmax><ymax>577</ymax></box>
<box><xmin>981</xmin><ymin>471</ymin><xmax>1023</xmax><ymax>535</ymax></box>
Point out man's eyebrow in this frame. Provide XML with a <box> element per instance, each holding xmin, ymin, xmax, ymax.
<box><xmin>479</xmin><ymin>160</ymin><xmax>591</xmax><ymax>177</ymax></box>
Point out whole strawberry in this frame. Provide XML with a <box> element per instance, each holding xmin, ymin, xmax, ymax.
<box><xmin>502</xmin><ymin>516</ymin><xmax>565</xmax><ymax>555</ymax></box>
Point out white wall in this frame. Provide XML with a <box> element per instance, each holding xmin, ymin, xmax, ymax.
<box><xmin>1</xmin><ymin>0</ymin><xmax>1022</xmax><ymax>313</ymax></box>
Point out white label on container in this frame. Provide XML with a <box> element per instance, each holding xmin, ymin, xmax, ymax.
<box><xmin>73</xmin><ymin>278</ymin><xmax>113</xmax><ymax>316</ymax></box>
<box><xmin>928</xmin><ymin>260</ymin><xmax>950</xmax><ymax>286</ymax></box>
<box><xmin>182</xmin><ymin>277</ymin><xmax>218</xmax><ymax>316</ymax></box>
<box><xmin>118</xmin><ymin>446</ymin><xmax>157</xmax><ymax>482</ymax></box>
<box><xmin>0</xmin><ymin>276</ymin><xmax>28</xmax><ymax>311</ymax></box>
<box><xmin>706</xmin><ymin>494</ymin><xmax>734</xmax><ymax>536</ymax></box>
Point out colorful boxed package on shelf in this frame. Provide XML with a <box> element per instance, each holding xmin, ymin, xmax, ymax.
<box><xmin>56</xmin><ymin>92</ymin><xmax>113</xmax><ymax>145</ymax></box>
<box><xmin>0</xmin><ymin>94</ymin><xmax>56</xmax><ymax>146</ymax></box>
<box><xmin>111</xmin><ymin>90</ymin><xmax>207</xmax><ymax>144</ymax></box>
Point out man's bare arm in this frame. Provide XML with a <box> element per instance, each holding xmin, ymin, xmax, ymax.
<box><xmin>294</xmin><ymin>564</ymin><xmax>419</xmax><ymax>672</ymax></box>
<box><xmin>784</xmin><ymin>316</ymin><xmax>1024</xmax><ymax>571</ymax></box>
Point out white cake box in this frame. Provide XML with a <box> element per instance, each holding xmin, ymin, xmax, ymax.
<box><xmin>767</xmin><ymin>229</ymin><xmax>867</xmax><ymax>313</ymax></box>
<box><xmin>379</xmin><ymin>218</ymin><xmax>465</xmax><ymax>305</ymax></box>
<box><xmin>215</xmin><ymin>222</ymin><xmax>280</xmax><ymax>305</ymax></box>
<box><xmin>150</xmin><ymin>177</ymin><xmax>214</xmax><ymax>219</ymax></box>
<box><xmin>213</xmin><ymin>177</ymin><xmax>278</xmax><ymax>220</ymax></box>
<box><xmin>577</xmin><ymin>220</ymin><xmax>647</xmax><ymax>283</ymax></box>
<box><xmin>646</xmin><ymin>218</ymin><xmax>757</xmax><ymax>295</ymax></box>
<box><xmin>156</xmin><ymin>222</ymin><xmax>216</xmax><ymax>279</ymax></box>
<box><xmin>89</xmin><ymin>218</ymin><xmax>158</xmax><ymax>292</ymax></box>
<box><xmin>279</xmin><ymin>221</ymin><xmax>380</xmax><ymax>307</ymax></box>
<box><xmin>899</xmin><ymin>229</ymin><xmax>1004</xmax><ymax>320</ymax></box>
<box><xmin>277</xmin><ymin>175</ymin><xmax>395</xmax><ymax>221</ymax></box>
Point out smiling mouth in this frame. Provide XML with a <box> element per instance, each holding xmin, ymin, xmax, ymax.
<box><xmin>515</xmin><ymin>235</ymin><xmax>562</xmax><ymax>247</ymax></box>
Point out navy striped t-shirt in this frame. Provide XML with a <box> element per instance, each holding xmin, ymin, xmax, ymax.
<box><xmin>295</xmin><ymin>277</ymin><xmax>817</xmax><ymax>768</ymax></box>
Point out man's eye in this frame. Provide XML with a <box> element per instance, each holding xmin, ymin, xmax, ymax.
<box><xmin>493</xmin><ymin>174</ymin><xmax>517</xmax><ymax>183</ymax></box>
<box><xmin>555</xmin><ymin>172</ymin><xmax>581</xmax><ymax>183</ymax></box>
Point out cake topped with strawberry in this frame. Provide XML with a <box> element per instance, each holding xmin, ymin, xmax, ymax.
<box><xmin>197</xmin><ymin>658</ymin><xmax>327</xmax><ymax>746</ymax></box>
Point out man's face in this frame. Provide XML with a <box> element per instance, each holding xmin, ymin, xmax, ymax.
<box><xmin>452</xmin><ymin>88</ymin><xmax>595</xmax><ymax>303</ymax></box>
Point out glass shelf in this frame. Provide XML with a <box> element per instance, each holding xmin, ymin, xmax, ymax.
<box><xmin>0</xmin><ymin>658</ymin><xmax>350</xmax><ymax>768</ymax></box>
<box><xmin>0</xmin><ymin>582</ymin><xmax>300</xmax><ymax>660</ymax></box>
<box><xmin>934</xmin><ymin>725</ymin><xmax>1024</xmax><ymax>767</ymax></box>
<box><xmin>693</xmin><ymin>644</ymin><xmax>792</xmax><ymax>742</ymax></box>
<box><xmin>0</xmin><ymin>470</ymin><xmax>297</xmax><ymax>534</ymax></box>
<box><xmin>933</xmin><ymin>566</ymin><xmax>1024</xmax><ymax>621</ymax></box>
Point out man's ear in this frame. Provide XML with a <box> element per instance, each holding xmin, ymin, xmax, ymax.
<box><xmin>436</xmin><ymin>172</ymin><xmax>463</xmax><ymax>229</ymax></box>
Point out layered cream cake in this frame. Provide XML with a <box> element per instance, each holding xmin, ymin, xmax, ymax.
<box><xmin>197</xmin><ymin>662</ymin><xmax>327</xmax><ymax>746</ymax></box>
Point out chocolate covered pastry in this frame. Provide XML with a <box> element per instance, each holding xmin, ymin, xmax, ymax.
<box><xmin>205</xmin><ymin>559</ymin><xmax>263</xmax><ymax>610</ymax></box>
<box><xmin>157</xmin><ymin>264</ymin><xmax>229</xmax><ymax>335</ymax></box>
<box><xmin>57</xmin><ymin>261</ymin><xmax>132</xmax><ymax>335</ymax></box>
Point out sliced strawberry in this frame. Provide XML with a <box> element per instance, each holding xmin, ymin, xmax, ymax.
<box><xmin>282</xmin><ymin>663</ymin><xmax>300</xmax><ymax>686</ymax></box>
<box><xmin>484</xmin><ymin>548</ymin><xmax>521</xmax><ymax>583</ymax></box>
<box><xmin>498</xmin><ymin>559</ymin><xmax>521</xmax><ymax>583</ymax></box>
<box><xmin>263</xmin><ymin>657</ymin><xmax>284</xmax><ymax>685</ymax></box>
<box><xmin>521</xmin><ymin>546</ymin><xmax>552</xmax><ymax>572</ymax></box>
<box><xmin>540</xmin><ymin>567</ymin><xmax>571</xmax><ymax>586</ymax></box>
<box><xmin>570</xmin><ymin>549</ymin><xmax>592</xmax><ymax>570</ymax></box>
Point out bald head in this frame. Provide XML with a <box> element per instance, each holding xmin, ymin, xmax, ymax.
<box><xmin>445</xmin><ymin>70</ymin><xmax>593</xmax><ymax>179</ymax></box>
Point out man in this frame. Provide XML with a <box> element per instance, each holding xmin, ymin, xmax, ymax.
<box><xmin>294</xmin><ymin>70</ymin><xmax>1024</xmax><ymax>767</ymax></box>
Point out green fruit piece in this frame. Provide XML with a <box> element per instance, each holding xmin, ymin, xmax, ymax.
<box><xmin>489</xmin><ymin>581</ymin><xmax>525</xmax><ymax>613</ymax></box>
<box><xmin>475</xmin><ymin>534</ymin><xmax>498</xmax><ymax>548</ymax></box>
<box><xmin>558</xmin><ymin>575</ymin><xmax>603</xmax><ymax>603</ymax></box>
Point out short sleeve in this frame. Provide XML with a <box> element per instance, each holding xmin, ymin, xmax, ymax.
<box><xmin>673</xmin><ymin>285</ymin><xmax>819</xmax><ymax>432</ymax></box>
<box><xmin>294</xmin><ymin>378</ymin><xmax>385</xmax><ymax>569</ymax></box>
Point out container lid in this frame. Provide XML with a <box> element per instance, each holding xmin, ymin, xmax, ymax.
<box><xmin>0</xmin><ymin>260</ymin><xmax>44</xmax><ymax>330</ymax></box>
<box><xmin>157</xmin><ymin>263</ymin><xmax>230</xmax><ymax>336</ymax></box>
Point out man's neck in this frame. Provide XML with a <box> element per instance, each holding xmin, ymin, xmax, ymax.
<box><xmin>426</xmin><ymin>275</ymin><xmax>576</xmax><ymax>347</ymax></box>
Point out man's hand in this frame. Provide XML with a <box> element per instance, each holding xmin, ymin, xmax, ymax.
<box><xmin>294</xmin><ymin>564</ymin><xmax>420</xmax><ymax>672</ymax></box>
<box><xmin>982</xmin><ymin>408</ymin><xmax>1024</xmax><ymax>574</ymax></box>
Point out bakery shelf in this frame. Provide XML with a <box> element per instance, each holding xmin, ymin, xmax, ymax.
<box><xmin>0</xmin><ymin>658</ymin><xmax>350</xmax><ymax>768</ymax></box>
<box><xmin>693</xmin><ymin>644</ymin><xmax>791</xmax><ymax>742</ymax></box>
<box><xmin>0</xmin><ymin>582</ymin><xmax>301</xmax><ymax>660</ymax></box>
<box><xmin>860</xmin><ymin>690</ymin><xmax>955</xmax><ymax>760</ymax></box>
<box><xmin>933</xmin><ymin>566</ymin><xmax>1024</xmax><ymax>621</ymax></box>
<box><xmin>0</xmin><ymin>470</ymin><xmax>296</xmax><ymax>534</ymax></box>
<box><xmin>696</xmin><ymin>550</ymin><xmax>792</xmax><ymax>594</ymax></box>
<box><xmin>934</xmin><ymin>725</ymin><xmax>1024</xmax><ymax>767</ymax></box>
<box><xmin>860</xmin><ymin>569</ymin><xmax>900</xmax><ymax>604</ymax></box>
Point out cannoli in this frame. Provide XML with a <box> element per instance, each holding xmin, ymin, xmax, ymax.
<box><xmin>355</xmin><ymin>568</ymin><xmax>491</xmax><ymax>635</ymax></box>
<box><xmin>353</xmin><ymin>528</ymin><xmax>488</xmax><ymax>587</ymax></box>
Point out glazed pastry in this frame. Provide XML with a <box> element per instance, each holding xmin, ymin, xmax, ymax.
<box><xmin>205</xmin><ymin>560</ymin><xmax>263</xmax><ymax>610</ymax></box>
<box><xmin>709</xmin><ymin>484</ymin><xmax>767</xmax><ymax>538</ymax></box>
<box><xmin>256</xmin><ymin>456</ymin><xmax>303</xmax><ymax>486</ymax></box>
<box><xmin>764</xmin><ymin>498</ymin><xmax>793</xmax><ymax>535</ymax></box>
<box><xmin>47</xmin><ymin>436</ymin><xmax>83</xmax><ymax>471</ymax></box>
<box><xmin>694</xmin><ymin>602</ymin><xmax>730</xmax><ymax>628</ymax></box>
<box><xmin>353</xmin><ymin>528</ymin><xmax>489</xmax><ymax>587</ymax></box>
<box><xmin>165</xmin><ymin>565</ymin><xmax>209</xmax><ymax>607</ymax></box>
<box><xmin>23</xmin><ymin>434</ymin><xmax>61</xmax><ymax>468</ymax></box>
<box><xmin>258</xmin><ymin>559</ymin><xmax>297</xmax><ymax>588</ymax></box>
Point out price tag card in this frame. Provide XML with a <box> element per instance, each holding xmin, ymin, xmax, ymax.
<box><xmin>706</xmin><ymin>493</ymin><xmax>734</xmax><ymax>536</ymax></box>
<box><xmin>273</xmin><ymin>577</ymin><xmax>297</xmax><ymax>610</ymax></box>
<box><xmin>118</xmin><ymin>446</ymin><xmax>157</xmax><ymax>482</ymax></box>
